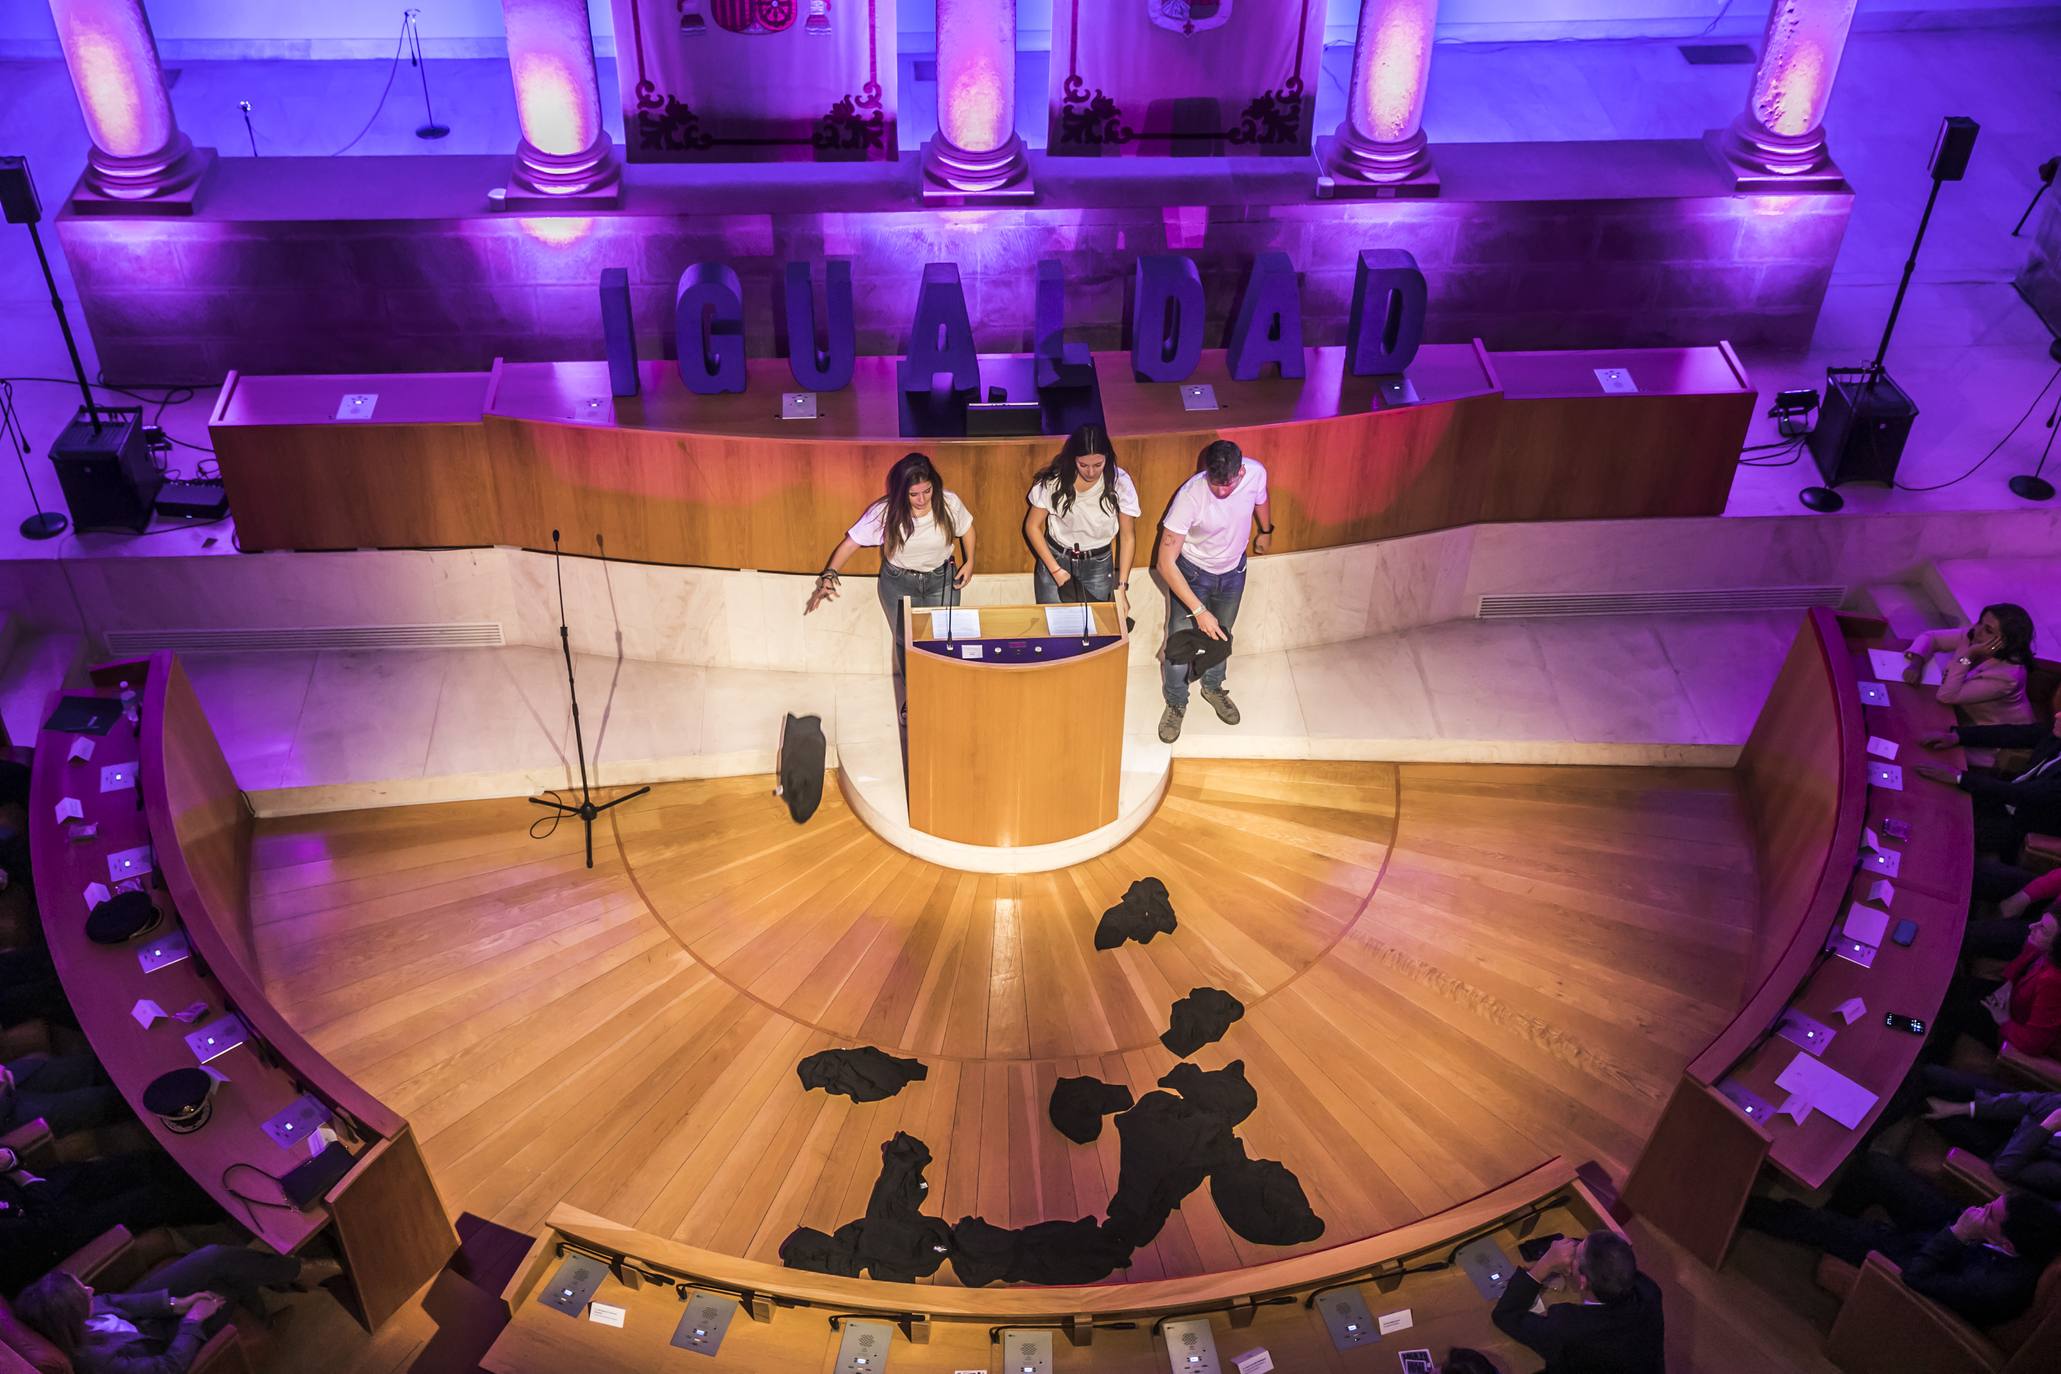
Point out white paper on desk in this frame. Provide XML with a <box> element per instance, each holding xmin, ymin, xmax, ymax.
<box><xmin>1870</xmin><ymin>763</ymin><xmax>1905</xmax><ymax>791</ymax></box>
<box><xmin>1859</xmin><ymin>681</ymin><xmax>1889</xmax><ymax>706</ymax></box>
<box><xmin>1775</xmin><ymin>1053</ymin><xmax>1879</xmax><ymax>1129</ymax></box>
<box><xmin>1869</xmin><ymin>879</ymin><xmax>1896</xmax><ymax>907</ymax></box>
<box><xmin>1843</xmin><ymin>903</ymin><xmax>1890</xmax><ymax>947</ymax></box>
<box><xmin>588</xmin><ymin>1303</ymin><xmax>626</xmax><ymax>1328</ymax></box>
<box><xmin>1867</xmin><ymin>736</ymin><xmax>1901</xmax><ymax>761</ymax></box>
<box><xmin>1869</xmin><ymin>649</ymin><xmax>1943</xmax><ymax>685</ymax></box>
<box><xmin>1836</xmin><ymin>997</ymin><xmax>1867</xmax><ymax>1025</ymax></box>
<box><xmin>1377</xmin><ymin>1310</ymin><xmax>1413</xmax><ymax>1335</ymax></box>
<box><xmin>131</xmin><ymin>999</ymin><xmax>165</xmax><ymax>1028</ymax></box>
<box><xmin>1778</xmin><ymin>1093</ymin><xmax>1815</xmax><ymax>1125</ymax></box>
<box><xmin>925</xmin><ymin>608</ymin><xmax>980</xmax><ymax>638</ymax></box>
<box><xmin>53</xmin><ymin>796</ymin><xmax>83</xmax><ymax>823</ymax></box>
<box><xmin>1863</xmin><ymin>826</ymin><xmax>1881</xmax><ymax>853</ymax></box>
<box><xmin>1044</xmin><ymin>604</ymin><xmax>1092</xmax><ymax>636</ymax></box>
<box><xmin>83</xmin><ymin>881</ymin><xmax>111</xmax><ymax>908</ymax></box>
<box><xmin>67</xmin><ymin>736</ymin><xmax>94</xmax><ymax>762</ymax></box>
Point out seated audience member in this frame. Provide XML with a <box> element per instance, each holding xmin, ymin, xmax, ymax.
<box><xmin>1906</xmin><ymin>606</ymin><xmax>2038</xmax><ymax>729</ymax></box>
<box><xmin>1490</xmin><ymin>1229</ymin><xmax>1665</xmax><ymax>1374</ymax></box>
<box><xmin>1917</xmin><ymin>716</ymin><xmax>2061</xmax><ymax>865</ymax></box>
<box><xmin>0</xmin><ymin>945</ymin><xmax>74</xmax><ymax>1029</ymax></box>
<box><xmin>1918</xmin><ymin>1078</ymin><xmax>2061</xmax><ymax>1198</ymax></box>
<box><xmin>1742</xmin><ymin>1152</ymin><xmax>2061</xmax><ymax>1328</ymax></box>
<box><xmin>1932</xmin><ymin>914</ymin><xmax>2061</xmax><ymax>1061</ymax></box>
<box><xmin>1966</xmin><ymin>867</ymin><xmax>2061</xmax><ymax>962</ymax></box>
<box><xmin>13</xmin><ymin>1246</ymin><xmax>341</xmax><ymax>1374</ymax></box>
<box><xmin>0</xmin><ymin>1146</ymin><xmax>222</xmax><ymax>1294</ymax></box>
<box><xmin>0</xmin><ymin>1050</ymin><xmax>126</xmax><ymax>1138</ymax></box>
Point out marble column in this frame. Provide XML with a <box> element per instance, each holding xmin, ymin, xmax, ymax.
<box><xmin>1318</xmin><ymin>0</ymin><xmax>1440</xmax><ymax>196</ymax></box>
<box><xmin>922</xmin><ymin>0</ymin><xmax>1032</xmax><ymax>201</ymax></box>
<box><xmin>501</xmin><ymin>0</ymin><xmax>618</xmax><ymax>198</ymax></box>
<box><xmin>47</xmin><ymin>0</ymin><xmax>209</xmax><ymax>205</ymax></box>
<box><xmin>1723</xmin><ymin>0</ymin><xmax>1858</xmax><ymax>179</ymax></box>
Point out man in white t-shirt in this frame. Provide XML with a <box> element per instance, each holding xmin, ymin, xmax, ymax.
<box><xmin>1154</xmin><ymin>439</ymin><xmax>1272</xmax><ymax>743</ymax></box>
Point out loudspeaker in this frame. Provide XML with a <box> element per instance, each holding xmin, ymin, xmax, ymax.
<box><xmin>1928</xmin><ymin>116</ymin><xmax>1979</xmax><ymax>182</ymax></box>
<box><xmin>0</xmin><ymin>155</ymin><xmax>39</xmax><ymax>225</ymax></box>
<box><xmin>50</xmin><ymin>407</ymin><xmax>163</xmax><ymax>533</ymax></box>
<box><xmin>1807</xmin><ymin>371</ymin><xmax>1919</xmax><ymax>487</ymax></box>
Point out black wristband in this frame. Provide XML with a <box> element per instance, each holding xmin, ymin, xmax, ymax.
<box><xmin>1257</xmin><ymin>525</ymin><xmax>1274</xmax><ymax>535</ymax></box>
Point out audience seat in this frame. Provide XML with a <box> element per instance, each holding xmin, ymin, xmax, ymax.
<box><xmin>0</xmin><ymin>1228</ymin><xmax>253</xmax><ymax>1374</ymax></box>
<box><xmin>1998</xmin><ymin>1042</ymin><xmax>2061</xmax><ymax>1092</ymax></box>
<box><xmin>1823</xmin><ymin>1249</ymin><xmax>2061</xmax><ymax>1374</ymax></box>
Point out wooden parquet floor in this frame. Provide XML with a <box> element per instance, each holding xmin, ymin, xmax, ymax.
<box><xmin>250</xmin><ymin>759</ymin><xmax>1760</xmax><ymax>1291</ymax></box>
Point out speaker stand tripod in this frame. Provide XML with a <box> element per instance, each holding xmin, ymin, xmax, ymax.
<box><xmin>529</xmin><ymin>529</ymin><xmax>647</xmax><ymax>868</ymax></box>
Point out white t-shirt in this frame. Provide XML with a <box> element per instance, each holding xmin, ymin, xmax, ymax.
<box><xmin>847</xmin><ymin>491</ymin><xmax>973</xmax><ymax>571</ymax></box>
<box><xmin>1030</xmin><ymin>469</ymin><xmax>1140</xmax><ymax>551</ymax></box>
<box><xmin>1163</xmin><ymin>459</ymin><xmax>1268</xmax><ymax>574</ymax></box>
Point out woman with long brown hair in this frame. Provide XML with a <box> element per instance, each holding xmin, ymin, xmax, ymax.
<box><xmin>804</xmin><ymin>452</ymin><xmax>976</xmax><ymax>686</ymax></box>
<box><xmin>1024</xmin><ymin>423</ymin><xmax>1138</xmax><ymax>606</ymax></box>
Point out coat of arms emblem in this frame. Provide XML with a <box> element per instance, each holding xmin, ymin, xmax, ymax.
<box><xmin>1148</xmin><ymin>0</ymin><xmax>1232</xmax><ymax>35</ymax></box>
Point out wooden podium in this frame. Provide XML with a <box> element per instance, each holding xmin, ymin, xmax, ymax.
<box><xmin>903</xmin><ymin>601</ymin><xmax>1128</xmax><ymax>848</ymax></box>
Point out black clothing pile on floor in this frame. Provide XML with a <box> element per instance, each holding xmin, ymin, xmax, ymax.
<box><xmin>795</xmin><ymin>1046</ymin><xmax>928</xmax><ymax>1102</ymax></box>
<box><xmin>1160</xmin><ymin>986</ymin><xmax>1245</xmax><ymax>1056</ymax></box>
<box><xmin>1094</xmin><ymin>877</ymin><xmax>1178</xmax><ymax>949</ymax></box>
<box><xmin>777</xmin><ymin>1132</ymin><xmax>952</xmax><ymax>1282</ymax></box>
<box><xmin>1048</xmin><ymin>1075</ymin><xmax>1135</xmax><ymax>1144</ymax></box>
<box><xmin>948</xmin><ymin>1214</ymin><xmax>1135</xmax><ymax>1286</ymax></box>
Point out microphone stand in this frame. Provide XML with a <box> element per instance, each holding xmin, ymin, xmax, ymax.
<box><xmin>529</xmin><ymin>530</ymin><xmax>648</xmax><ymax>868</ymax></box>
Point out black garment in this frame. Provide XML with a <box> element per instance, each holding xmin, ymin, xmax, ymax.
<box><xmin>1095</xmin><ymin>877</ymin><xmax>1177</xmax><ymax>950</ymax></box>
<box><xmin>1165</xmin><ymin>627</ymin><xmax>1234</xmax><ymax>677</ymax></box>
<box><xmin>1161</xmin><ymin>987</ymin><xmax>1245</xmax><ymax>1057</ymax></box>
<box><xmin>777</xmin><ymin>713</ymin><xmax>826</xmax><ymax>823</ymax></box>
<box><xmin>796</xmin><ymin>1046</ymin><xmax>928</xmax><ymax>1102</ymax></box>
<box><xmin>1956</xmin><ymin>725</ymin><xmax>2061</xmax><ymax>852</ymax></box>
<box><xmin>0</xmin><ymin>946</ymin><xmax>73</xmax><ymax>1029</ymax></box>
<box><xmin>1049</xmin><ymin>1075</ymin><xmax>1135</xmax><ymax>1144</ymax></box>
<box><xmin>1209</xmin><ymin>1144</ymin><xmax>1324</xmax><ymax>1245</ymax></box>
<box><xmin>779</xmin><ymin>1133</ymin><xmax>952</xmax><ymax>1282</ymax></box>
<box><xmin>1159</xmin><ymin>1060</ymin><xmax>1257</xmax><ymax>1127</ymax></box>
<box><xmin>1741</xmin><ymin>1152</ymin><xmax>2046</xmax><ymax>1329</ymax></box>
<box><xmin>0</xmin><ymin>1153</ymin><xmax>221</xmax><ymax>1294</ymax></box>
<box><xmin>1103</xmin><ymin>1090</ymin><xmax>1240</xmax><ymax>1248</ymax></box>
<box><xmin>1491</xmin><ymin>1269</ymin><xmax>1667</xmax><ymax>1374</ymax></box>
<box><xmin>947</xmin><ymin>1214</ymin><xmax>1133</xmax><ymax>1286</ymax></box>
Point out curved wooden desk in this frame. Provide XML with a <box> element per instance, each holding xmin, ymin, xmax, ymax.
<box><xmin>904</xmin><ymin>601</ymin><xmax>1128</xmax><ymax>847</ymax></box>
<box><xmin>1623</xmin><ymin>609</ymin><xmax>1972</xmax><ymax>1267</ymax></box>
<box><xmin>28</xmin><ymin>651</ymin><xmax>456</xmax><ymax>1328</ymax></box>
<box><xmin>485</xmin><ymin>1159</ymin><xmax>1613</xmax><ymax>1374</ymax></box>
<box><xmin>207</xmin><ymin>341</ymin><xmax>1754</xmax><ymax>573</ymax></box>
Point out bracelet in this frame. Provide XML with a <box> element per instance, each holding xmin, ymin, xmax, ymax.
<box><xmin>817</xmin><ymin>569</ymin><xmax>840</xmax><ymax>582</ymax></box>
<box><xmin>1257</xmin><ymin>525</ymin><xmax>1275</xmax><ymax>535</ymax></box>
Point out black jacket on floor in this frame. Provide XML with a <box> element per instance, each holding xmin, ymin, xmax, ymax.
<box><xmin>1491</xmin><ymin>1270</ymin><xmax>1667</xmax><ymax>1374</ymax></box>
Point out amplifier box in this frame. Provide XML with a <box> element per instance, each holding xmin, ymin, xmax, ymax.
<box><xmin>50</xmin><ymin>407</ymin><xmax>162</xmax><ymax>533</ymax></box>
<box><xmin>1807</xmin><ymin>370</ymin><xmax>1918</xmax><ymax>487</ymax></box>
<box><xmin>156</xmin><ymin>478</ymin><xmax>229</xmax><ymax>520</ymax></box>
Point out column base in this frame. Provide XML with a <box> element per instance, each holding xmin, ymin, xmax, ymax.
<box><xmin>501</xmin><ymin>135</ymin><xmax>621</xmax><ymax>207</ymax></box>
<box><xmin>1313</xmin><ymin>132</ymin><xmax>1439</xmax><ymax>200</ymax></box>
<box><xmin>70</xmin><ymin>146</ymin><xmax>216</xmax><ymax>216</ymax></box>
<box><xmin>920</xmin><ymin>131</ymin><xmax>1035</xmax><ymax>205</ymax></box>
<box><xmin>1706</xmin><ymin>123</ymin><xmax>1848</xmax><ymax>191</ymax></box>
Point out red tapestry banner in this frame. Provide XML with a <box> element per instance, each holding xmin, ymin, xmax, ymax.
<box><xmin>1047</xmin><ymin>0</ymin><xmax>1322</xmax><ymax>157</ymax></box>
<box><xmin>614</xmin><ymin>0</ymin><xmax>899</xmax><ymax>161</ymax></box>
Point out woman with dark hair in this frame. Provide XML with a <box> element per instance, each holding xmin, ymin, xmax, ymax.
<box><xmin>804</xmin><ymin>452</ymin><xmax>976</xmax><ymax>686</ymax></box>
<box><xmin>1024</xmin><ymin>424</ymin><xmax>1139</xmax><ymax>606</ymax></box>
<box><xmin>1932</xmin><ymin>912</ymin><xmax>2061</xmax><ymax>1061</ymax></box>
<box><xmin>12</xmin><ymin>1247</ymin><xmax>339</xmax><ymax>1374</ymax></box>
<box><xmin>1906</xmin><ymin>603</ymin><xmax>2038</xmax><ymax>727</ymax></box>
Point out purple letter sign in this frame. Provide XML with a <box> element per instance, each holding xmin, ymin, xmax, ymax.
<box><xmin>1131</xmin><ymin>254</ymin><xmax>1204</xmax><ymax>384</ymax></box>
<box><xmin>675</xmin><ymin>261</ymin><xmax>747</xmax><ymax>395</ymax></box>
<box><xmin>600</xmin><ymin>266</ymin><xmax>639</xmax><ymax>398</ymax></box>
<box><xmin>1035</xmin><ymin>258</ymin><xmax>1094</xmax><ymax>389</ymax></box>
<box><xmin>1346</xmin><ymin>249</ymin><xmax>1427</xmax><ymax>377</ymax></box>
<box><xmin>784</xmin><ymin>258</ymin><xmax>857</xmax><ymax>392</ymax></box>
<box><xmin>900</xmin><ymin>262</ymin><xmax>980</xmax><ymax>393</ymax></box>
<box><xmin>1226</xmin><ymin>251</ymin><xmax>1306</xmax><ymax>381</ymax></box>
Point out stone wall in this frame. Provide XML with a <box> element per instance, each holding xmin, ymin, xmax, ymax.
<box><xmin>59</xmin><ymin>138</ymin><xmax>1852</xmax><ymax>385</ymax></box>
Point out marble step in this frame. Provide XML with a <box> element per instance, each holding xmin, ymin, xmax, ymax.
<box><xmin>1926</xmin><ymin>558</ymin><xmax>2061</xmax><ymax>657</ymax></box>
<box><xmin>1856</xmin><ymin>583</ymin><xmax>1952</xmax><ymax>643</ymax></box>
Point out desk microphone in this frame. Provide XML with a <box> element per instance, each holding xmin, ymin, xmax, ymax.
<box><xmin>1066</xmin><ymin>545</ymin><xmax>1091</xmax><ymax>649</ymax></box>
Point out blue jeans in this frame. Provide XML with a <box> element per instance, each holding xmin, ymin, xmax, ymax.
<box><xmin>1162</xmin><ymin>554</ymin><xmax>1245</xmax><ymax>709</ymax></box>
<box><xmin>877</xmin><ymin>559</ymin><xmax>955</xmax><ymax>687</ymax></box>
<box><xmin>1034</xmin><ymin>544</ymin><xmax>1117</xmax><ymax>605</ymax></box>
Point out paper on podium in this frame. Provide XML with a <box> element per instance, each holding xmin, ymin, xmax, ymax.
<box><xmin>1044</xmin><ymin>604</ymin><xmax>1093</xmax><ymax>636</ymax></box>
<box><xmin>1868</xmin><ymin>649</ymin><xmax>1942</xmax><ymax>685</ymax></box>
<box><xmin>1775</xmin><ymin>1054</ymin><xmax>1879</xmax><ymax>1129</ymax></box>
<box><xmin>1869</xmin><ymin>878</ymin><xmax>1895</xmax><ymax>907</ymax></box>
<box><xmin>1843</xmin><ymin>903</ymin><xmax>1890</xmax><ymax>947</ymax></box>
<box><xmin>1866</xmin><ymin>736</ymin><xmax>1900</xmax><ymax>761</ymax></box>
<box><xmin>925</xmin><ymin>608</ymin><xmax>980</xmax><ymax>638</ymax></box>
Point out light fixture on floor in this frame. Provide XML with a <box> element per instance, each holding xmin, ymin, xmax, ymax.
<box><xmin>2009</xmin><ymin>382</ymin><xmax>2061</xmax><ymax>502</ymax></box>
<box><xmin>238</xmin><ymin>100</ymin><xmax>259</xmax><ymax>156</ymax></box>
<box><xmin>2011</xmin><ymin>156</ymin><xmax>2057</xmax><ymax>237</ymax></box>
<box><xmin>1769</xmin><ymin>388</ymin><xmax>1818</xmax><ymax>438</ymax></box>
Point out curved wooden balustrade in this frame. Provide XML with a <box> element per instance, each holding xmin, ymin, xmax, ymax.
<box><xmin>207</xmin><ymin>341</ymin><xmax>1754</xmax><ymax>573</ymax></box>
<box><xmin>29</xmin><ymin>651</ymin><xmax>456</xmax><ymax>1329</ymax></box>
<box><xmin>485</xmin><ymin>1159</ymin><xmax>1615</xmax><ymax>1373</ymax></box>
<box><xmin>1623</xmin><ymin>609</ymin><xmax>1973</xmax><ymax>1267</ymax></box>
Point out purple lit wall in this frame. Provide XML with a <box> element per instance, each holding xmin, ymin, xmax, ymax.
<box><xmin>503</xmin><ymin>0</ymin><xmax>615</xmax><ymax>193</ymax></box>
<box><xmin>48</xmin><ymin>0</ymin><xmax>198</xmax><ymax>198</ymax></box>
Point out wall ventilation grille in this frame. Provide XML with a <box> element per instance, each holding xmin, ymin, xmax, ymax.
<box><xmin>103</xmin><ymin>624</ymin><xmax>507</xmax><ymax>654</ymax></box>
<box><xmin>1477</xmin><ymin>587</ymin><xmax>1845</xmax><ymax>619</ymax></box>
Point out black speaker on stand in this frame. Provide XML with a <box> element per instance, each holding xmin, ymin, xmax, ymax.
<box><xmin>1800</xmin><ymin>116</ymin><xmax>1979</xmax><ymax>513</ymax></box>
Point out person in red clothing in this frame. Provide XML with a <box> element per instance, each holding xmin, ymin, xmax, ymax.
<box><xmin>1966</xmin><ymin>866</ymin><xmax>2061</xmax><ymax>961</ymax></box>
<box><xmin>1937</xmin><ymin>914</ymin><xmax>2061</xmax><ymax>1061</ymax></box>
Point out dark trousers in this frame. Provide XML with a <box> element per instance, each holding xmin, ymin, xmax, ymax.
<box><xmin>1162</xmin><ymin>555</ymin><xmax>1246</xmax><ymax>708</ymax></box>
<box><xmin>1034</xmin><ymin>545</ymin><xmax>1116</xmax><ymax>605</ymax></box>
<box><xmin>1882</xmin><ymin>1064</ymin><xmax>2019</xmax><ymax>1156</ymax></box>
<box><xmin>876</xmin><ymin>560</ymin><xmax>955</xmax><ymax>694</ymax></box>
<box><xmin>1742</xmin><ymin>1152</ymin><xmax>1960</xmax><ymax>1267</ymax></box>
<box><xmin>143</xmin><ymin>1245</ymin><xmax>304</xmax><ymax>1332</ymax></box>
<box><xmin>0</xmin><ymin>947</ymin><xmax>71</xmax><ymax>1029</ymax></box>
<box><xmin>1931</xmin><ymin>974</ymin><xmax>2006</xmax><ymax>1060</ymax></box>
<box><xmin>1</xmin><ymin>1054</ymin><xmax>126</xmax><ymax>1138</ymax></box>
